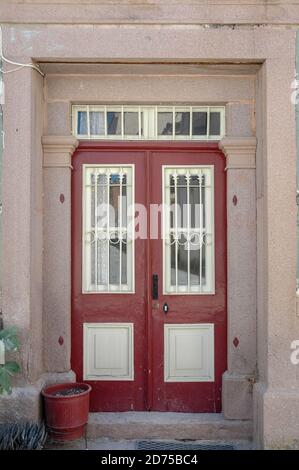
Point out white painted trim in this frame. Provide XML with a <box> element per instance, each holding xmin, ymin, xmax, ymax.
<box><xmin>72</xmin><ymin>105</ymin><xmax>225</xmax><ymax>141</ymax></box>
<box><xmin>162</xmin><ymin>165</ymin><xmax>215</xmax><ymax>295</ymax></box>
<box><xmin>82</xmin><ymin>164</ymin><xmax>135</xmax><ymax>294</ymax></box>
<box><xmin>83</xmin><ymin>322</ymin><xmax>134</xmax><ymax>381</ymax></box>
<box><xmin>164</xmin><ymin>323</ymin><xmax>215</xmax><ymax>382</ymax></box>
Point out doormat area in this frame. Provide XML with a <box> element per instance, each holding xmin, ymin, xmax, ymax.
<box><xmin>135</xmin><ymin>440</ymin><xmax>235</xmax><ymax>450</ymax></box>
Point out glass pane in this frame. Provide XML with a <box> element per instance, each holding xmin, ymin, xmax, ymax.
<box><xmin>97</xmin><ymin>240</ymin><xmax>108</xmax><ymax>286</ymax></box>
<box><xmin>109</xmin><ymin>187</ymin><xmax>120</xmax><ymax>228</ymax></box>
<box><xmin>97</xmin><ymin>174</ymin><xmax>108</xmax><ymax>229</ymax></box>
<box><xmin>177</xmin><ymin>176</ymin><xmax>187</xmax><ymax>228</ymax></box>
<box><xmin>192</xmin><ymin>112</ymin><xmax>207</xmax><ymax>136</ymax></box>
<box><xmin>90</xmin><ymin>239</ymin><xmax>96</xmax><ymax>285</ymax></box>
<box><xmin>77</xmin><ymin>111</ymin><xmax>87</xmax><ymax>135</ymax></box>
<box><xmin>190</xmin><ymin>246</ymin><xmax>200</xmax><ymax>286</ymax></box>
<box><xmin>158</xmin><ymin>112</ymin><xmax>173</xmax><ymax>135</ymax></box>
<box><xmin>201</xmin><ymin>242</ymin><xmax>206</xmax><ymax>284</ymax></box>
<box><xmin>108</xmin><ymin>238</ymin><xmax>127</xmax><ymax>285</ymax></box>
<box><xmin>175</xmin><ymin>112</ymin><xmax>190</xmax><ymax>135</ymax></box>
<box><xmin>90</xmin><ymin>111</ymin><xmax>105</xmax><ymax>135</ymax></box>
<box><xmin>177</xmin><ymin>234</ymin><xmax>188</xmax><ymax>285</ymax></box>
<box><xmin>201</xmin><ymin>174</ymin><xmax>206</xmax><ymax>228</ymax></box>
<box><xmin>90</xmin><ymin>173</ymin><xmax>95</xmax><ymax>228</ymax></box>
<box><xmin>121</xmin><ymin>240</ymin><xmax>127</xmax><ymax>284</ymax></box>
<box><xmin>109</xmin><ymin>238</ymin><xmax>120</xmax><ymax>284</ymax></box>
<box><xmin>109</xmin><ymin>174</ymin><xmax>120</xmax><ymax>227</ymax></box>
<box><xmin>170</xmin><ymin>234</ymin><xmax>176</xmax><ymax>285</ymax></box>
<box><xmin>122</xmin><ymin>176</ymin><xmax>127</xmax><ymax>227</ymax></box>
<box><xmin>170</xmin><ymin>185</ymin><xmax>175</xmax><ymax>228</ymax></box>
<box><xmin>124</xmin><ymin>112</ymin><xmax>139</xmax><ymax>135</ymax></box>
<box><xmin>190</xmin><ymin>184</ymin><xmax>200</xmax><ymax>228</ymax></box>
<box><xmin>140</xmin><ymin>112</ymin><xmax>144</xmax><ymax>137</ymax></box>
<box><xmin>107</xmin><ymin>111</ymin><xmax>121</xmax><ymax>135</ymax></box>
<box><xmin>177</xmin><ymin>175</ymin><xmax>187</xmax><ymax>186</ymax></box>
<box><xmin>190</xmin><ymin>174</ymin><xmax>200</xmax><ymax>186</ymax></box>
<box><xmin>209</xmin><ymin>112</ymin><xmax>221</xmax><ymax>135</ymax></box>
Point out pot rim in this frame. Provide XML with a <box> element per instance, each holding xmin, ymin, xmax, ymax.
<box><xmin>42</xmin><ymin>382</ymin><xmax>92</xmax><ymax>399</ymax></box>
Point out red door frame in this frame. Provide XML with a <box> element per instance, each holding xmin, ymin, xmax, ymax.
<box><xmin>71</xmin><ymin>141</ymin><xmax>227</xmax><ymax>412</ymax></box>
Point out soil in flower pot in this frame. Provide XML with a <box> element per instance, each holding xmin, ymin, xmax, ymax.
<box><xmin>42</xmin><ymin>382</ymin><xmax>91</xmax><ymax>441</ymax></box>
<box><xmin>52</xmin><ymin>386</ymin><xmax>86</xmax><ymax>397</ymax></box>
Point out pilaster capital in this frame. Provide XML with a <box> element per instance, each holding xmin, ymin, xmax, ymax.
<box><xmin>219</xmin><ymin>137</ymin><xmax>257</xmax><ymax>170</ymax></box>
<box><xmin>42</xmin><ymin>135</ymin><xmax>79</xmax><ymax>168</ymax></box>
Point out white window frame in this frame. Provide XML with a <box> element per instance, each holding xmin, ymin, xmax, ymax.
<box><xmin>72</xmin><ymin>105</ymin><xmax>225</xmax><ymax>141</ymax></box>
<box><xmin>162</xmin><ymin>165</ymin><xmax>215</xmax><ymax>295</ymax></box>
<box><xmin>82</xmin><ymin>164</ymin><xmax>135</xmax><ymax>294</ymax></box>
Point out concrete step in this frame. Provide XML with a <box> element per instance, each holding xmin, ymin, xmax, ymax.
<box><xmin>87</xmin><ymin>412</ymin><xmax>252</xmax><ymax>441</ymax></box>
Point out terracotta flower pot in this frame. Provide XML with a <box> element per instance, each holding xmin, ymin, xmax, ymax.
<box><xmin>42</xmin><ymin>382</ymin><xmax>91</xmax><ymax>441</ymax></box>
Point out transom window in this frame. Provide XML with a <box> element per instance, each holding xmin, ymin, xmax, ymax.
<box><xmin>72</xmin><ymin>105</ymin><xmax>225</xmax><ymax>141</ymax></box>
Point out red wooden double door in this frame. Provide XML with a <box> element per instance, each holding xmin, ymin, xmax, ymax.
<box><xmin>72</xmin><ymin>142</ymin><xmax>226</xmax><ymax>412</ymax></box>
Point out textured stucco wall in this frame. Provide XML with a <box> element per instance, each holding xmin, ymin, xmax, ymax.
<box><xmin>296</xmin><ymin>31</ymin><xmax>299</xmax><ymax>289</ymax></box>
<box><xmin>1</xmin><ymin>1</ymin><xmax>299</xmax><ymax>25</ymax></box>
<box><xmin>44</xmin><ymin>72</ymin><xmax>255</xmax><ymax>137</ymax></box>
<box><xmin>0</xmin><ymin>64</ymin><xmax>3</xmax><ymax>323</ymax></box>
<box><xmin>0</xmin><ymin>5</ymin><xmax>298</xmax><ymax>447</ymax></box>
<box><xmin>2</xmin><ymin>67</ymin><xmax>44</xmax><ymax>384</ymax></box>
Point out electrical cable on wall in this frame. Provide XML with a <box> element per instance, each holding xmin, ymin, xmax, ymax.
<box><xmin>0</xmin><ymin>26</ymin><xmax>44</xmax><ymax>76</ymax></box>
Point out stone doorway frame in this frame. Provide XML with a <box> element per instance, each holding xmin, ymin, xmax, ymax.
<box><xmin>1</xmin><ymin>25</ymin><xmax>297</xmax><ymax>448</ymax></box>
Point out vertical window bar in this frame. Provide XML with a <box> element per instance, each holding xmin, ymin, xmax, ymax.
<box><xmin>155</xmin><ymin>106</ymin><xmax>158</xmax><ymax>139</ymax></box>
<box><xmin>85</xmin><ymin>169</ymin><xmax>92</xmax><ymax>291</ymax></box>
<box><xmin>87</xmin><ymin>105</ymin><xmax>90</xmax><ymax>138</ymax></box>
<box><xmin>74</xmin><ymin>108</ymin><xmax>77</xmax><ymax>137</ymax></box>
<box><xmin>221</xmin><ymin>108</ymin><xmax>225</xmax><ymax>137</ymax></box>
<box><xmin>172</xmin><ymin>107</ymin><xmax>175</xmax><ymax>139</ymax></box>
<box><xmin>186</xmin><ymin>170</ymin><xmax>190</xmax><ymax>293</ymax></box>
<box><xmin>119</xmin><ymin>169</ymin><xmax>123</xmax><ymax>291</ymax></box>
<box><xmin>174</xmin><ymin>172</ymin><xmax>178</xmax><ymax>292</ymax></box>
<box><xmin>107</xmin><ymin>169</ymin><xmax>110</xmax><ymax>291</ymax></box>
<box><xmin>104</xmin><ymin>106</ymin><xmax>107</xmax><ymax>137</ymax></box>
<box><xmin>94</xmin><ymin>168</ymin><xmax>98</xmax><ymax>290</ymax></box>
<box><xmin>206</xmin><ymin>106</ymin><xmax>210</xmax><ymax>140</ymax></box>
<box><xmin>190</xmin><ymin>106</ymin><xmax>193</xmax><ymax>139</ymax></box>
<box><xmin>199</xmin><ymin>169</ymin><xmax>203</xmax><ymax>292</ymax></box>
<box><xmin>121</xmin><ymin>106</ymin><xmax>124</xmax><ymax>139</ymax></box>
<box><xmin>138</xmin><ymin>106</ymin><xmax>141</xmax><ymax>139</ymax></box>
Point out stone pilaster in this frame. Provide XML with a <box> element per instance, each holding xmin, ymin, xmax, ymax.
<box><xmin>42</xmin><ymin>136</ymin><xmax>78</xmax><ymax>372</ymax></box>
<box><xmin>219</xmin><ymin>137</ymin><xmax>257</xmax><ymax>419</ymax></box>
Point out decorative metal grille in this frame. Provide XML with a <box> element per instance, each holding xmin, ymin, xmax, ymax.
<box><xmin>163</xmin><ymin>166</ymin><xmax>214</xmax><ymax>294</ymax></box>
<box><xmin>83</xmin><ymin>165</ymin><xmax>134</xmax><ymax>293</ymax></box>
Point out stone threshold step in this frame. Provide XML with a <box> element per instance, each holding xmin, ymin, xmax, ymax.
<box><xmin>87</xmin><ymin>412</ymin><xmax>252</xmax><ymax>441</ymax></box>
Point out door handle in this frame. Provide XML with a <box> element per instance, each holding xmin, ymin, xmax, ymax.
<box><xmin>152</xmin><ymin>274</ymin><xmax>158</xmax><ymax>300</ymax></box>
